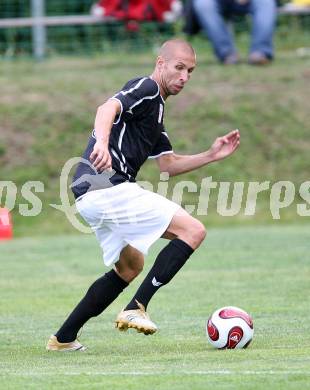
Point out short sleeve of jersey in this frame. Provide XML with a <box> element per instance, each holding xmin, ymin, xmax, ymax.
<box><xmin>148</xmin><ymin>129</ymin><xmax>173</xmax><ymax>159</ymax></box>
<box><xmin>111</xmin><ymin>77</ymin><xmax>159</xmax><ymax>119</ymax></box>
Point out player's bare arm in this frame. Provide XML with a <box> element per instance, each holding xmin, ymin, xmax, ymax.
<box><xmin>90</xmin><ymin>98</ymin><xmax>121</xmax><ymax>171</ymax></box>
<box><xmin>156</xmin><ymin>129</ymin><xmax>240</xmax><ymax>176</ymax></box>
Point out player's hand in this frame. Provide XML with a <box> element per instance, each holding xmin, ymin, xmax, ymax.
<box><xmin>208</xmin><ymin>130</ymin><xmax>240</xmax><ymax>162</ymax></box>
<box><xmin>90</xmin><ymin>140</ymin><xmax>112</xmax><ymax>172</ymax></box>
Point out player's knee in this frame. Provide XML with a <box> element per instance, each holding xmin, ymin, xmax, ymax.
<box><xmin>187</xmin><ymin>219</ymin><xmax>207</xmax><ymax>249</ymax></box>
<box><xmin>126</xmin><ymin>264</ymin><xmax>143</xmax><ymax>282</ymax></box>
<box><xmin>115</xmin><ymin>261</ymin><xmax>143</xmax><ymax>283</ymax></box>
<box><xmin>194</xmin><ymin>220</ymin><xmax>207</xmax><ymax>243</ymax></box>
<box><xmin>130</xmin><ymin>255</ymin><xmax>144</xmax><ymax>278</ymax></box>
<box><xmin>116</xmin><ymin>247</ymin><xmax>144</xmax><ymax>283</ymax></box>
<box><xmin>132</xmin><ymin>262</ymin><xmax>144</xmax><ymax>277</ymax></box>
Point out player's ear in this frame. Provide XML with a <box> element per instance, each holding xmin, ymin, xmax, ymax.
<box><xmin>156</xmin><ymin>55</ymin><xmax>165</xmax><ymax>70</ymax></box>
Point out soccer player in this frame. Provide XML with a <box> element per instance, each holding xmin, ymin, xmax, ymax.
<box><xmin>47</xmin><ymin>39</ymin><xmax>240</xmax><ymax>351</ymax></box>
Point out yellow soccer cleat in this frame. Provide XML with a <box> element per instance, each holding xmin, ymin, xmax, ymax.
<box><xmin>46</xmin><ymin>335</ymin><xmax>86</xmax><ymax>352</ymax></box>
<box><xmin>115</xmin><ymin>301</ymin><xmax>157</xmax><ymax>335</ymax></box>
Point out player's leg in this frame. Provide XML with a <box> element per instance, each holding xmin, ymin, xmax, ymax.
<box><xmin>116</xmin><ymin>208</ymin><xmax>206</xmax><ymax>334</ymax></box>
<box><xmin>125</xmin><ymin>208</ymin><xmax>206</xmax><ymax>309</ymax></box>
<box><xmin>162</xmin><ymin>207</ymin><xmax>207</xmax><ymax>249</ymax></box>
<box><xmin>47</xmin><ymin>245</ymin><xmax>143</xmax><ymax>351</ymax></box>
<box><xmin>115</xmin><ymin>247</ymin><xmax>158</xmax><ymax>334</ymax></box>
<box><xmin>114</xmin><ymin>244</ymin><xmax>144</xmax><ymax>283</ymax></box>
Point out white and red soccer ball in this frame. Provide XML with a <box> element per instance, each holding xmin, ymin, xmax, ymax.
<box><xmin>206</xmin><ymin>306</ymin><xmax>254</xmax><ymax>349</ymax></box>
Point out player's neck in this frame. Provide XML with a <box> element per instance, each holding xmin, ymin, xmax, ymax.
<box><xmin>150</xmin><ymin>73</ymin><xmax>168</xmax><ymax>101</ymax></box>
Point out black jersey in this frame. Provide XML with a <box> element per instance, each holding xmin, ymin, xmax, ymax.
<box><xmin>72</xmin><ymin>77</ymin><xmax>173</xmax><ymax>199</ymax></box>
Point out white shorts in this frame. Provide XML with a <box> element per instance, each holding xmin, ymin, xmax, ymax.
<box><xmin>76</xmin><ymin>182</ymin><xmax>181</xmax><ymax>266</ymax></box>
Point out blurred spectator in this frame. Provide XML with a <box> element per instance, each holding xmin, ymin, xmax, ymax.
<box><xmin>184</xmin><ymin>0</ymin><xmax>277</xmax><ymax>65</ymax></box>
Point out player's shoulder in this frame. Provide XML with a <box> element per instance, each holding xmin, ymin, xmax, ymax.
<box><xmin>122</xmin><ymin>76</ymin><xmax>159</xmax><ymax>97</ymax></box>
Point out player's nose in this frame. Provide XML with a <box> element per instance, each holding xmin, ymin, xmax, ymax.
<box><xmin>180</xmin><ymin>70</ymin><xmax>189</xmax><ymax>83</ymax></box>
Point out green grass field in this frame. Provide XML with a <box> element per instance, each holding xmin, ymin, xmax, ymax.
<box><xmin>1</xmin><ymin>31</ymin><xmax>310</xmax><ymax>389</ymax></box>
<box><xmin>1</xmin><ymin>225</ymin><xmax>309</xmax><ymax>389</ymax></box>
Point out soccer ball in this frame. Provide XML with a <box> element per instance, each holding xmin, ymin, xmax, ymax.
<box><xmin>206</xmin><ymin>306</ymin><xmax>254</xmax><ymax>349</ymax></box>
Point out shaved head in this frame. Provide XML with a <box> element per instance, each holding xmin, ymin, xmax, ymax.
<box><xmin>151</xmin><ymin>38</ymin><xmax>196</xmax><ymax>99</ymax></box>
<box><xmin>158</xmin><ymin>39</ymin><xmax>196</xmax><ymax>61</ymax></box>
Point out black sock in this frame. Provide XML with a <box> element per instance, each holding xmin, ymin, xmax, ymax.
<box><xmin>125</xmin><ymin>239</ymin><xmax>194</xmax><ymax>311</ymax></box>
<box><xmin>56</xmin><ymin>269</ymin><xmax>128</xmax><ymax>343</ymax></box>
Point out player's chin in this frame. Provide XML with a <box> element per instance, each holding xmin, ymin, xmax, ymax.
<box><xmin>169</xmin><ymin>87</ymin><xmax>183</xmax><ymax>95</ymax></box>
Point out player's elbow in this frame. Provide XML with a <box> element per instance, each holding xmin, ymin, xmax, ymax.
<box><xmin>160</xmin><ymin>167</ymin><xmax>177</xmax><ymax>177</ymax></box>
<box><xmin>158</xmin><ymin>154</ymin><xmax>177</xmax><ymax>176</ymax></box>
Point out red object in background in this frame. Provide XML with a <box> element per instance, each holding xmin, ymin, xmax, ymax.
<box><xmin>126</xmin><ymin>20</ymin><xmax>140</xmax><ymax>32</ymax></box>
<box><xmin>0</xmin><ymin>208</ymin><xmax>13</xmax><ymax>240</ymax></box>
<box><xmin>91</xmin><ymin>0</ymin><xmax>182</xmax><ymax>22</ymax></box>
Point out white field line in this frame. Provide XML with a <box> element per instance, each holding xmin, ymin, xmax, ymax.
<box><xmin>2</xmin><ymin>370</ymin><xmax>310</xmax><ymax>377</ymax></box>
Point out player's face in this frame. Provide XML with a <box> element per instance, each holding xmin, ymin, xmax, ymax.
<box><xmin>160</xmin><ymin>51</ymin><xmax>196</xmax><ymax>97</ymax></box>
